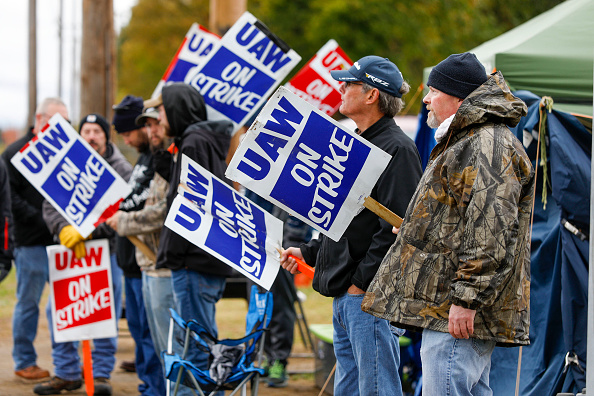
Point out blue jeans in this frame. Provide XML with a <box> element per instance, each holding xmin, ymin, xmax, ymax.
<box><xmin>142</xmin><ymin>272</ymin><xmax>175</xmax><ymax>365</ymax></box>
<box><xmin>420</xmin><ymin>329</ymin><xmax>496</xmax><ymax>396</ymax></box>
<box><xmin>333</xmin><ymin>292</ymin><xmax>403</xmax><ymax>396</ymax></box>
<box><xmin>144</xmin><ymin>273</ymin><xmax>193</xmax><ymax>396</ymax></box>
<box><xmin>126</xmin><ymin>276</ymin><xmax>166</xmax><ymax>396</ymax></box>
<box><xmin>47</xmin><ymin>253</ymin><xmax>123</xmax><ymax>380</ymax></box>
<box><xmin>12</xmin><ymin>245</ymin><xmax>50</xmax><ymax>371</ymax></box>
<box><xmin>171</xmin><ymin>269</ymin><xmax>226</xmax><ymax>371</ymax></box>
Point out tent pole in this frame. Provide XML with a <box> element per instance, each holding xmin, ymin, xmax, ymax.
<box><xmin>587</xmin><ymin>54</ymin><xmax>594</xmax><ymax>394</ymax></box>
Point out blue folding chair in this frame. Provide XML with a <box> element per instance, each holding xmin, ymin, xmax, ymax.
<box><xmin>164</xmin><ymin>285</ymin><xmax>273</xmax><ymax>396</ymax></box>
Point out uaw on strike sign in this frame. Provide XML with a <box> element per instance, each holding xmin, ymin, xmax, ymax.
<box><xmin>285</xmin><ymin>39</ymin><xmax>353</xmax><ymax>116</ymax></box>
<box><xmin>226</xmin><ymin>87</ymin><xmax>392</xmax><ymax>242</ymax></box>
<box><xmin>187</xmin><ymin>12</ymin><xmax>301</xmax><ymax>133</ymax></box>
<box><xmin>165</xmin><ymin>155</ymin><xmax>283</xmax><ymax>290</ymax></box>
<box><xmin>152</xmin><ymin>23</ymin><xmax>220</xmax><ymax>98</ymax></box>
<box><xmin>10</xmin><ymin>114</ymin><xmax>132</xmax><ymax>238</ymax></box>
<box><xmin>48</xmin><ymin>239</ymin><xmax>116</xmax><ymax>343</ymax></box>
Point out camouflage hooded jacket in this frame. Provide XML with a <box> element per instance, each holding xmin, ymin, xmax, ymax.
<box><xmin>362</xmin><ymin>72</ymin><xmax>534</xmax><ymax>346</ymax></box>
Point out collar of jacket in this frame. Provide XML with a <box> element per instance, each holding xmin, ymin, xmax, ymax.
<box><xmin>358</xmin><ymin>116</ymin><xmax>395</xmax><ymax>141</ymax></box>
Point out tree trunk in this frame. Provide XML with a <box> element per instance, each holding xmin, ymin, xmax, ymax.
<box><xmin>80</xmin><ymin>0</ymin><xmax>115</xmax><ymax>122</ymax></box>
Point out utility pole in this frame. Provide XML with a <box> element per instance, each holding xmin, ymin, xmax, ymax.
<box><xmin>58</xmin><ymin>0</ymin><xmax>63</xmax><ymax>98</ymax></box>
<box><xmin>210</xmin><ymin>0</ymin><xmax>247</xmax><ymax>171</ymax></box>
<box><xmin>209</xmin><ymin>0</ymin><xmax>246</xmax><ymax>36</ymax></box>
<box><xmin>80</xmin><ymin>0</ymin><xmax>115</xmax><ymax>121</ymax></box>
<box><xmin>27</xmin><ymin>0</ymin><xmax>37</xmax><ymax>127</ymax></box>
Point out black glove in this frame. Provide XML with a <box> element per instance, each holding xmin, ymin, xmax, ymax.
<box><xmin>153</xmin><ymin>149</ymin><xmax>173</xmax><ymax>181</ymax></box>
<box><xmin>0</xmin><ymin>259</ymin><xmax>12</xmax><ymax>283</ymax></box>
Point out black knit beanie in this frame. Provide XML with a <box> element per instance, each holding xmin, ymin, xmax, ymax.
<box><xmin>79</xmin><ymin>113</ymin><xmax>111</xmax><ymax>142</ymax></box>
<box><xmin>112</xmin><ymin>95</ymin><xmax>143</xmax><ymax>133</ymax></box>
<box><xmin>427</xmin><ymin>52</ymin><xmax>488</xmax><ymax>99</ymax></box>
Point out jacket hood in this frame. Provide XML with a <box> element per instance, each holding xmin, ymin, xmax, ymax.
<box><xmin>162</xmin><ymin>83</ymin><xmax>207</xmax><ymax>137</ymax></box>
<box><xmin>182</xmin><ymin>120</ymin><xmax>233</xmax><ymax>160</ymax></box>
<box><xmin>450</xmin><ymin>71</ymin><xmax>527</xmax><ymax>133</ymax></box>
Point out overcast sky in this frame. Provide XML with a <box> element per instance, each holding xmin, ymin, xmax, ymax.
<box><xmin>0</xmin><ymin>0</ymin><xmax>137</xmax><ymax>130</ymax></box>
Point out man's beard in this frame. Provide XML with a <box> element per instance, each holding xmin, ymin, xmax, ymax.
<box><xmin>427</xmin><ymin>110</ymin><xmax>440</xmax><ymax>128</ymax></box>
<box><xmin>150</xmin><ymin>138</ymin><xmax>165</xmax><ymax>152</ymax></box>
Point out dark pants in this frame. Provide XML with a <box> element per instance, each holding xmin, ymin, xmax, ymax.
<box><xmin>250</xmin><ymin>269</ymin><xmax>296</xmax><ymax>365</ymax></box>
<box><xmin>125</xmin><ymin>277</ymin><xmax>166</xmax><ymax>396</ymax></box>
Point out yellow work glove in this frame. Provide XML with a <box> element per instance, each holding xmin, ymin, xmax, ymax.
<box><xmin>58</xmin><ymin>225</ymin><xmax>86</xmax><ymax>249</ymax></box>
<box><xmin>72</xmin><ymin>241</ymin><xmax>87</xmax><ymax>260</ymax></box>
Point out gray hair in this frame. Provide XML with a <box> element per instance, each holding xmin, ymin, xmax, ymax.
<box><xmin>362</xmin><ymin>81</ymin><xmax>410</xmax><ymax>118</ymax></box>
<box><xmin>36</xmin><ymin>97</ymin><xmax>66</xmax><ymax>115</ymax></box>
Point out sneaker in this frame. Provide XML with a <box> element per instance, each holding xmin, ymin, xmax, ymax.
<box><xmin>33</xmin><ymin>376</ymin><xmax>82</xmax><ymax>395</ymax></box>
<box><xmin>93</xmin><ymin>377</ymin><xmax>112</xmax><ymax>396</ymax></box>
<box><xmin>15</xmin><ymin>365</ymin><xmax>50</xmax><ymax>382</ymax></box>
<box><xmin>267</xmin><ymin>360</ymin><xmax>288</xmax><ymax>388</ymax></box>
<box><xmin>260</xmin><ymin>358</ymin><xmax>269</xmax><ymax>376</ymax></box>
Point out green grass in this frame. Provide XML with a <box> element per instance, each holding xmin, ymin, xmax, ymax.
<box><xmin>0</xmin><ymin>270</ymin><xmax>333</xmax><ymax>350</ymax></box>
<box><xmin>0</xmin><ymin>269</ymin><xmax>18</xmax><ymax>319</ymax></box>
<box><xmin>216</xmin><ymin>284</ymin><xmax>333</xmax><ymax>352</ymax></box>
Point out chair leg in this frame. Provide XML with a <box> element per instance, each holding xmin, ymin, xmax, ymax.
<box><xmin>251</xmin><ymin>373</ymin><xmax>260</xmax><ymax>396</ymax></box>
<box><xmin>187</xmin><ymin>372</ymin><xmax>204</xmax><ymax>396</ymax></box>
<box><xmin>167</xmin><ymin>317</ymin><xmax>174</xmax><ymax>396</ymax></box>
<box><xmin>173</xmin><ymin>368</ymin><xmax>184</xmax><ymax>396</ymax></box>
<box><xmin>227</xmin><ymin>373</ymin><xmax>255</xmax><ymax>396</ymax></box>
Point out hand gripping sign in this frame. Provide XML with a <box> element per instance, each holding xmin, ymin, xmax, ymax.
<box><xmin>186</xmin><ymin>12</ymin><xmax>301</xmax><ymax>134</ymax></box>
<box><xmin>10</xmin><ymin>114</ymin><xmax>132</xmax><ymax>238</ymax></box>
<box><xmin>164</xmin><ymin>154</ymin><xmax>283</xmax><ymax>290</ymax></box>
<box><xmin>226</xmin><ymin>86</ymin><xmax>403</xmax><ymax>242</ymax></box>
<box><xmin>47</xmin><ymin>239</ymin><xmax>117</xmax><ymax>343</ymax></box>
<box><xmin>151</xmin><ymin>23</ymin><xmax>221</xmax><ymax>98</ymax></box>
<box><xmin>285</xmin><ymin>39</ymin><xmax>353</xmax><ymax>116</ymax></box>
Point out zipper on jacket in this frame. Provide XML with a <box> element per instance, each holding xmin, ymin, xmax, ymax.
<box><xmin>4</xmin><ymin>217</ymin><xmax>8</xmax><ymax>250</ymax></box>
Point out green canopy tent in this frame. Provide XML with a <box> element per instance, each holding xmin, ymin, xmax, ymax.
<box><xmin>423</xmin><ymin>0</ymin><xmax>594</xmax><ymax>118</ymax></box>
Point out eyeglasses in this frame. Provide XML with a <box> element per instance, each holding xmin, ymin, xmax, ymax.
<box><xmin>344</xmin><ymin>81</ymin><xmax>363</xmax><ymax>89</ymax></box>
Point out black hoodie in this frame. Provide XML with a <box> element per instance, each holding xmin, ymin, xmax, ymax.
<box><xmin>2</xmin><ymin>129</ymin><xmax>54</xmax><ymax>247</ymax></box>
<box><xmin>156</xmin><ymin>83</ymin><xmax>234</xmax><ymax>276</ymax></box>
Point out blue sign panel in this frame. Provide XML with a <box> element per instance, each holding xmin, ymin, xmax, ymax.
<box><xmin>42</xmin><ymin>140</ymin><xmax>115</xmax><ymax>225</ymax></box>
<box><xmin>270</xmin><ymin>111</ymin><xmax>370</xmax><ymax>231</ymax></box>
<box><xmin>204</xmin><ymin>178</ymin><xmax>268</xmax><ymax>280</ymax></box>
<box><xmin>193</xmin><ymin>47</ymin><xmax>275</xmax><ymax>124</ymax></box>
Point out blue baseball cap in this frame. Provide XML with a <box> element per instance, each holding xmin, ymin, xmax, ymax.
<box><xmin>331</xmin><ymin>55</ymin><xmax>404</xmax><ymax>98</ymax></box>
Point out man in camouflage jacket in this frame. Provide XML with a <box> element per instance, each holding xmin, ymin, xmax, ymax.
<box><xmin>363</xmin><ymin>53</ymin><xmax>534</xmax><ymax>395</ymax></box>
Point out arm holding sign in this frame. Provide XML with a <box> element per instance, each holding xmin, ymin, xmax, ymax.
<box><xmin>42</xmin><ymin>199</ymin><xmax>118</xmax><ymax>258</ymax></box>
<box><xmin>109</xmin><ymin>173</ymin><xmax>169</xmax><ymax>268</ymax></box>
<box><xmin>112</xmin><ymin>193</ymin><xmax>167</xmax><ymax>235</ymax></box>
<box><xmin>279</xmin><ymin>247</ymin><xmax>304</xmax><ymax>275</ymax></box>
<box><xmin>58</xmin><ymin>225</ymin><xmax>90</xmax><ymax>259</ymax></box>
<box><xmin>42</xmin><ymin>200</ymin><xmax>108</xmax><ymax>259</ymax></box>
